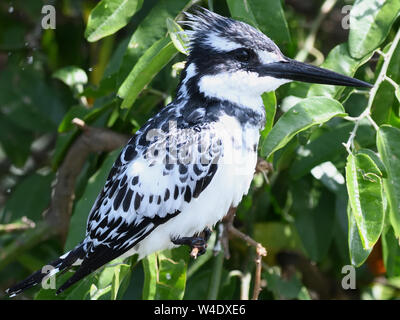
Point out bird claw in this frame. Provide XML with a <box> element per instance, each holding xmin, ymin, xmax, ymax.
<box><xmin>171</xmin><ymin>227</ymin><xmax>212</xmax><ymax>258</ymax></box>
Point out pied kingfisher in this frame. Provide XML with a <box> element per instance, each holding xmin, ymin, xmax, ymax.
<box><xmin>6</xmin><ymin>8</ymin><xmax>371</xmax><ymax>297</ymax></box>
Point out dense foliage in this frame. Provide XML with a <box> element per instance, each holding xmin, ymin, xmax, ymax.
<box><xmin>1</xmin><ymin>0</ymin><xmax>400</xmax><ymax>300</ymax></box>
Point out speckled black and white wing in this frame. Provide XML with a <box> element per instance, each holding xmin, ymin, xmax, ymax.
<box><xmin>86</xmin><ymin>124</ymin><xmax>221</xmax><ymax>249</ymax></box>
<box><xmin>55</xmin><ymin>103</ymin><xmax>223</xmax><ymax>292</ymax></box>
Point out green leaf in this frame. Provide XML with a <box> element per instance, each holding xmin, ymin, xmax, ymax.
<box><xmin>90</xmin><ymin>284</ymin><xmax>112</xmax><ymax>300</ymax></box>
<box><xmin>349</xmin><ymin>0</ymin><xmax>400</xmax><ymax>59</ymax></box>
<box><xmin>253</xmin><ymin>222</ymin><xmax>304</xmax><ymax>264</ymax></box>
<box><xmin>64</xmin><ymin>150</ymin><xmax>121</xmax><ymax>251</ymax></box>
<box><xmin>260</xmin><ymin>91</ymin><xmax>277</xmax><ymax>141</ymax></box>
<box><xmin>357</xmin><ymin>148</ymin><xmax>388</xmax><ymax>178</ymax></box>
<box><xmin>345</xmin><ymin>153</ymin><xmax>385</xmax><ymax>249</ymax></box>
<box><xmin>371</xmin><ymin>41</ymin><xmax>400</xmax><ymax>125</ymax></box>
<box><xmin>290</xmin><ymin>123</ymin><xmax>353</xmax><ymax>179</ymax></box>
<box><xmin>260</xmin><ymin>97</ymin><xmax>347</xmax><ymax>159</ymax></box>
<box><xmin>264</xmin><ymin>266</ymin><xmax>310</xmax><ymax>300</ymax></box>
<box><xmin>118</xmin><ymin>0</ymin><xmax>188</xmax><ymax>86</ymax></box>
<box><xmin>142</xmin><ymin>247</ymin><xmax>188</xmax><ymax>300</ymax></box>
<box><xmin>307</xmin><ymin>43</ymin><xmax>373</xmax><ymax>98</ymax></box>
<box><xmin>290</xmin><ymin>179</ymin><xmax>335</xmax><ymax>262</ymax></box>
<box><xmin>85</xmin><ymin>0</ymin><xmax>144</xmax><ymax>42</ymax></box>
<box><xmin>377</xmin><ymin>125</ymin><xmax>400</xmax><ymax>237</ymax></box>
<box><xmin>111</xmin><ymin>256</ymin><xmax>137</xmax><ymax>300</ymax></box>
<box><xmin>396</xmin><ymin>87</ymin><xmax>400</xmax><ymax>104</ymax></box>
<box><xmin>58</xmin><ymin>105</ymin><xmax>90</xmax><ymax>133</ymax></box>
<box><xmin>35</xmin><ymin>270</ymin><xmax>95</xmax><ymax>300</ymax></box>
<box><xmin>382</xmin><ymin>222</ymin><xmax>400</xmax><ymax>277</ymax></box>
<box><xmin>142</xmin><ymin>253</ymin><xmax>157</xmax><ymax>300</ymax></box>
<box><xmin>118</xmin><ymin>37</ymin><xmax>177</xmax><ymax>110</ymax></box>
<box><xmin>0</xmin><ymin>65</ymin><xmax>65</xmax><ymax>131</ymax></box>
<box><xmin>51</xmin><ymin>100</ymin><xmax>117</xmax><ymax>170</ymax></box>
<box><xmin>289</xmin><ymin>121</ymin><xmax>376</xmax><ymax>180</ymax></box>
<box><xmin>91</xmin><ymin>256</ymin><xmax>134</xmax><ymax>300</ymax></box>
<box><xmin>166</xmin><ymin>18</ymin><xmax>189</xmax><ymax>55</ymax></box>
<box><xmin>0</xmin><ymin>114</ymin><xmax>33</xmax><ymax>167</ymax></box>
<box><xmin>347</xmin><ymin>204</ymin><xmax>372</xmax><ymax>267</ymax></box>
<box><xmin>227</xmin><ymin>0</ymin><xmax>291</xmax><ymax>48</ymax></box>
<box><xmin>0</xmin><ymin>173</ymin><xmax>53</xmax><ymax>224</ymax></box>
<box><xmin>53</xmin><ymin>66</ymin><xmax>88</xmax><ymax>88</ymax></box>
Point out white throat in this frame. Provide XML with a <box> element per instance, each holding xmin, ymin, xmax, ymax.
<box><xmin>198</xmin><ymin>71</ymin><xmax>290</xmax><ymax>111</ymax></box>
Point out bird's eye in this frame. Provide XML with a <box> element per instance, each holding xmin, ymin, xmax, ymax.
<box><xmin>234</xmin><ymin>48</ymin><xmax>252</xmax><ymax>62</ymax></box>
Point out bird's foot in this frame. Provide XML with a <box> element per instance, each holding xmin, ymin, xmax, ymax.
<box><xmin>171</xmin><ymin>227</ymin><xmax>212</xmax><ymax>259</ymax></box>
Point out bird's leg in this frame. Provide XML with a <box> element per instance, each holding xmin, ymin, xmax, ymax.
<box><xmin>171</xmin><ymin>227</ymin><xmax>212</xmax><ymax>258</ymax></box>
<box><xmin>202</xmin><ymin>226</ymin><xmax>212</xmax><ymax>242</ymax></box>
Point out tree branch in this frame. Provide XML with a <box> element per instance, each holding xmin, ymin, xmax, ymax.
<box><xmin>222</xmin><ymin>207</ymin><xmax>267</xmax><ymax>300</ymax></box>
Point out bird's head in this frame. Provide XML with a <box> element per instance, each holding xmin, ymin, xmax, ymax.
<box><xmin>178</xmin><ymin>8</ymin><xmax>371</xmax><ymax>109</ymax></box>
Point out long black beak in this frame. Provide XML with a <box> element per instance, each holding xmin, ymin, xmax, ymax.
<box><xmin>258</xmin><ymin>58</ymin><xmax>372</xmax><ymax>88</ymax></box>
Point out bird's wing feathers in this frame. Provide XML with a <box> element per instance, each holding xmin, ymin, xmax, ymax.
<box><xmin>73</xmin><ymin>105</ymin><xmax>222</xmax><ymax>282</ymax></box>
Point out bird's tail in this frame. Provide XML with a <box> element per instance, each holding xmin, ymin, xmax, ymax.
<box><xmin>5</xmin><ymin>243</ymin><xmax>85</xmax><ymax>297</ymax></box>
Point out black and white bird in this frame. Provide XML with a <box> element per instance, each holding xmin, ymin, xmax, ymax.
<box><xmin>6</xmin><ymin>8</ymin><xmax>371</xmax><ymax>297</ymax></box>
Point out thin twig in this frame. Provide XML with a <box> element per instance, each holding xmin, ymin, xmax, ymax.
<box><xmin>222</xmin><ymin>206</ymin><xmax>267</xmax><ymax>300</ymax></box>
<box><xmin>252</xmin><ymin>245</ymin><xmax>267</xmax><ymax>300</ymax></box>
<box><xmin>343</xmin><ymin>27</ymin><xmax>400</xmax><ymax>152</ymax></box>
<box><xmin>0</xmin><ymin>217</ymin><xmax>35</xmax><ymax>234</ymax></box>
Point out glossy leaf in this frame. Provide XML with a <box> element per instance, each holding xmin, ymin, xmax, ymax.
<box><xmin>53</xmin><ymin>66</ymin><xmax>88</xmax><ymax>87</ymax></box>
<box><xmin>347</xmin><ymin>205</ymin><xmax>372</xmax><ymax>267</ymax></box>
<box><xmin>166</xmin><ymin>18</ymin><xmax>189</xmax><ymax>55</ymax></box>
<box><xmin>345</xmin><ymin>153</ymin><xmax>385</xmax><ymax>249</ymax></box>
<box><xmin>142</xmin><ymin>253</ymin><xmax>157</xmax><ymax>300</ymax></box>
<box><xmin>261</xmin><ymin>91</ymin><xmax>277</xmax><ymax>141</ymax></box>
<box><xmin>377</xmin><ymin>125</ymin><xmax>400</xmax><ymax>237</ymax></box>
<box><xmin>111</xmin><ymin>256</ymin><xmax>137</xmax><ymax>300</ymax></box>
<box><xmin>85</xmin><ymin>0</ymin><xmax>144</xmax><ymax>42</ymax></box>
<box><xmin>371</xmin><ymin>41</ymin><xmax>400</xmax><ymax>125</ymax></box>
<box><xmin>261</xmin><ymin>97</ymin><xmax>347</xmax><ymax>159</ymax></box>
<box><xmin>290</xmin><ymin>123</ymin><xmax>353</xmax><ymax>179</ymax></box>
<box><xmin>118</xmin><ymin>0</ymin><xmax>188</xmax><ymax>85</ymax></box>
<box><xmin>118</xmin><ymin>37</ymin><xmax>177</xmax><ymax>110</ymax></box>
<box><xmin>357</xmin><ymin>148</ymin><xmax>388</xmax><ymax>178</ymax></box>
<box><xmin>349</xmin><ymin>0</ymin><xmax>400</xmax><ymax>58</ymax></box>
<box><xmin>142</xmin><ymin>247</ymin><xmax>188</xmax><ymax>300</ymax></box>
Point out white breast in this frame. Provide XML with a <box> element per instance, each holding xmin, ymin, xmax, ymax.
<box><xmin>134</xmin><ymin>115</ymin><xmax>260</xmax><ymax>258</ymax></box>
